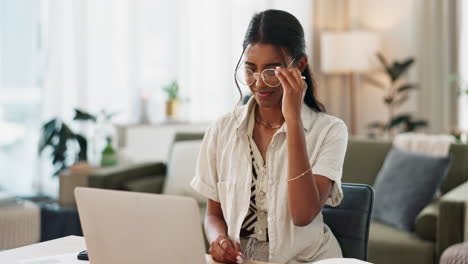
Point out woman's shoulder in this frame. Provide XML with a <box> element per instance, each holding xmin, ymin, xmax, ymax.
<box><xmin>312</xmin><ymin>111</ymin><xmax>348</xmax><ymax>135</ymax></box>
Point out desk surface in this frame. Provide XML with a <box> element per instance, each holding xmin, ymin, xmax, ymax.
<box><xmin>0</xmin><ymin>236</ymin><xmax>272</xmax><ymax>264</ymax></box>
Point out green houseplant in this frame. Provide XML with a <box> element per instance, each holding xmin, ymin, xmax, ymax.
<box><xmin>162</xmin><ymin>80</ymin><xmax>180</xmax><ymax>119</ymax></box>
<box><xmin>38</xmin><ymin>109</ymin><xmax>95</xmax><ymax>175</ymax></box>
<box><xmin>38</xmin><ymin>109</ymin><xmax>117</xmax><ymax>175</ymax></box>
<box><xmin>368</xmin><ymin>53</ymin><xmax>428</xmax><ymax>137</ymax></box>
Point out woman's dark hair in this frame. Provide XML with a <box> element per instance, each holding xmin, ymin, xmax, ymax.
<box><xmin>234</xmin><ymin>9</ymin><xmax>326</xmax><ymax>113</ymax></box>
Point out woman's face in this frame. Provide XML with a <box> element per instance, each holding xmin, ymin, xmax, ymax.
<box><xmin>243</xmin><ymin>43</ymin><xmax>291</xmax><ymax>109</ymax></box>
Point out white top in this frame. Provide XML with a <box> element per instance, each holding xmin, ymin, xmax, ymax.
<box><xmin>191</xmin><ymin>96</ymin><xmax>348</xmax><ymax>263</ymax></box>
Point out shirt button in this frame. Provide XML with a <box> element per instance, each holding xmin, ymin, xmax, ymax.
<box><xmin>258</xmin><ymin>230</ymin><xmax>264</xmax><ymax>235</ymax></box>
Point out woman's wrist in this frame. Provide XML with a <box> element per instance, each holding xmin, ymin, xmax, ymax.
<box><xmin>211</xmin><ymin>233</ymin><xmax>227</xmax><ymax>244</ymax></box>
<box><xmin>286</xmin><ymin>118</ymin><xmax>303</xmax><ymax>129</ymax></box>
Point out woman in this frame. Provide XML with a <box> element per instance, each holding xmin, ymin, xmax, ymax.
<box><xmin>191</xmin><ymin>9</ymin><xmax>348</xmax><ymax>264</ymax></box>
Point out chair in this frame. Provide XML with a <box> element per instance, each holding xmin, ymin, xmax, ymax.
<box><xmin>322</xmin><ymin>183</ymin><xmax>374</xmax><ymax>261</ymax></box>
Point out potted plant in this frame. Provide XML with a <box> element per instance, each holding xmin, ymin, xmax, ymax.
<box><xmin>38</xmin><ymin>109</ymin><xmax>95</xmax><ymax>176</ymax></box>
<box><xmin>162</xmin><ymin>80</ymin><xmax>180</xmax><ymax>119</ymax></box>
<box><xmin>367</xmin><ymin>53</ymin><xmax>428</xmax><ymax>138</ymax></box>
<box><xmin>39</xmin><ymin>109</ymin><xmax>117</xmax><ymax>175</ymax></box>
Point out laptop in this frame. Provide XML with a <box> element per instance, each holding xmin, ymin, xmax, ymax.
<box><xmin>75</xmin><ymin>187</ymin><xmax>206</xmax><ymax>264</ymax></box>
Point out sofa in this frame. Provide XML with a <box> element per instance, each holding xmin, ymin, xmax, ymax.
<box><xmin>89</xmin><ymin>134</ymin><xmax>468</xmax><ymax>264</ymax></box>
<box><xmin>343</xmin><ymin>138</ymin><xmax>468</xmax><ymax>264</ymax></box>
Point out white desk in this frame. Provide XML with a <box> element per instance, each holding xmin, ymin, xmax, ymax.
<box><xmin>0</xmin><ymin>236</ymin><xmax>272</xmax><ymax>264</ymax></box>
<box><xmin>0</xmin><ymin>236</ymin><xmax>86</xmax><ymax>263</ymax></box>
<box><xmin>0</xmin><ymin>236</ymin><xmax>369</xmax><ymax>264</ymax></box>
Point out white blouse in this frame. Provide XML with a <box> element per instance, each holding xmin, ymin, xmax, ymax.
<box><xmin>190</xmin><ymin>96</ymin><xmax>348</xmax><ymax>263</ymax></box>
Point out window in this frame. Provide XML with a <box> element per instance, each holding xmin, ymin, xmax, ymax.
<box><xmin>0</xmin><ymin>0</ymin><xmax>43</xmax><ymax>195</ymax></box>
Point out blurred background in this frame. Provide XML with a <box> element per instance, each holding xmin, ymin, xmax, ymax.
<box><xmin>2</xmin><ymin>1</ymin><xmax>468</xmax><ymax>263</ymax></box>
<box><xmin>0</xmin><ymin>0</ymin><xmax>467</xmax><ymax>197</ymax></box>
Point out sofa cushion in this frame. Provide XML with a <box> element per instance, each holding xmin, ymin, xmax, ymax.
<box><xmin>124</xmin><ymin>176</ymin><xmax>165</xmax><ymax>194</ymax></box>
<box><xmin>369</xmin><ymin>221</ymin><xmax>435</xmax><ymax>264</ymax></box>
<box><xmin>415</xmin><ymin>200</ymin><xmax>439</xmax><ymax>242</ymax></box>
<box><xmin>342</xmin><ymin>139</ymin><xmax>392</xmax><ymax>186</ymax></box>
<box><xmin>372</xmin><ymin>147</ymin><xmax>450</xmax><ymax>232</ymax></box>
<box><xmin>162</xmin><ymin>140</ymin><xmax>206</xmax><ymax>203</ymax></box>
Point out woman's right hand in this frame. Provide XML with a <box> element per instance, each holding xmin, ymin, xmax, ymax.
<box><xmin>209</xmin><ymin>235</ymin><xmax>243</xmax><ymax>264</ymax></box>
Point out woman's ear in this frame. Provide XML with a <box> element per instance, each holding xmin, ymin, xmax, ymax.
<box><xmin>297</xmin><ymin>56</ymin><xmax>308</xmax><ymax>72</ymax></box>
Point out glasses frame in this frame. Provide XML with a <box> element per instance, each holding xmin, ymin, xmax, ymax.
<box><xmin>236</xmin><ymin>58</ymin><xmax>297</xmax><ymax>88</ymax></box>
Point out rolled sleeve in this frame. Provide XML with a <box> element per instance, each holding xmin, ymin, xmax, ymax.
<box><xmin>311</xmin><ymin>120</ymin><xmax>348</xmax><ymax>207</ymax></box>
<box><xmin>190</xmin><ymin>122</ymin><xmax>220</xmax><ymax>202</ymax></box>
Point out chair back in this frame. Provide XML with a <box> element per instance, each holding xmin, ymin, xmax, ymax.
<box><xmin>322</xmin><ymin>183</ymin><xmax>374</xmax><ymax>260</ymax></box>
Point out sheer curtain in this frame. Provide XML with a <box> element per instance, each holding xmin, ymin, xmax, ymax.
<box><xmin>415</xmin><ymin>0</ymin><xmax>460</xmax><ymax>133</ymax></box>
<box><xmin>459</xmin><ymin>0</ymin><xmax>468</xmax><ymax>133</ymax></box>
<box><xmin>41</xmin><ymin>0</ymin><xmax>139</xmax><ymax>123</ymax></box>
<box><xmin>41</xmin><ymin>0</ymin><xmax>312</xmax><ymax>122</ymax></box>
<box><xmin>38</xmin><ymin>0</ymin><xmax>312</xmax><ymax>196</ymax></box>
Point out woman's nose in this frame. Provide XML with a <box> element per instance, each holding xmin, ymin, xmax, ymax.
<box><xmin>254</xmin><ymin>74</ymin><xmax>267</xmax><ymax>89</ymax></box>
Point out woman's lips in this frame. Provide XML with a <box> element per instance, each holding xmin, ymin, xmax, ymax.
<box><xmin>256</xmin><ymin>91</ymin><xmax>273</xmax><ymax>98</ymax></box>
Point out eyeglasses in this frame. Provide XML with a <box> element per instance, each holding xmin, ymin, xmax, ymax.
<box><xmin>235</xmin><ymin>59</ymin><xmax>297</xmax><ymax>88</ymax></box>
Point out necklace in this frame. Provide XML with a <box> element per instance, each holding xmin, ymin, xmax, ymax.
<box><xmin>255</xmin><ymin>117</ymin><xmax>283</xmax><ymax>129</ymax></box>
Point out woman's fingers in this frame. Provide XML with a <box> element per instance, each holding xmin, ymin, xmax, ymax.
<box><xmin>234</xmin><ymin>241</ymin><xmax>241</xmax><ymax>254</ymax></box>
<box><xmin>221</xmin><ymin>238</ymin><xmax>242</xmax><ymax>259</ymax></box>
<box><xmin>275</xmin><ymin>68</ymin><xmax>293</xmax><ymax>93</ymax></box>
<box><xmin>276</xmin><ymin>67</ymin><xmax>303</xmax><ymax>93</ymax></box>
<box><xmin>291</xmin><ymin>68</ymin><xmax>307</xmax><ymax>90</ymax></box>
<box><xmin>210</xmin><ymin>242</ymin><xmax>237</xmax><ymax>263</ymax></box>
<box><xmin>209</xmin><ymin>236</ymin><xmax>240</xmax><ymax>263</ymax></box>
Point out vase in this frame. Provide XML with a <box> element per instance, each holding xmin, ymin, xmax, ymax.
<box><xmin>139</xmin><ymin>98</ymin><xmax>150</xmax><ymax>124</ymax></box>
<box><xmin>165</xmin><ymin>99</ymin><xmax>179</xmax><ymax>120</ymax></box>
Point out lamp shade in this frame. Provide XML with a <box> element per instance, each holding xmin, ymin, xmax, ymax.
<box><xmin>321</xmin><ymin>31</ymin><xmax>380</xmax><ymax>74</ymax></box>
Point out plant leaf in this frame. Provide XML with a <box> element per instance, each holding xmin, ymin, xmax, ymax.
<box><xmin>384</xmin><ymin>96</ymin><xmax>394</xmax><ymax>105</ymax></box>
<box><xmin>397</xmin><ymin>83</ymin><xmax>418</xmax><ymax>93</ymax></box>
<box><xmin>75</xmin><ymin>134</ymin><xmax>88</xmax><ymax>161</ymax></box>
<box><xmin>377</xmin><ymin>53</ymin><xmax>393</xmax><ymax>77</ymax></box>
<box><xmin>38</xmin><ymin>118</ymin><xmax>57</xmax><ymax>154</ymax></box>
<box><xmin>387</xmin><ymin>114</ymin><xmax>411</xmax><ymax>129</ymax></box>
<box><xmin>390</xmin><ymin>57</ymin><xmax>415</xmax><ymax>81</ymax></box>
<box><xmin>73</xmin><ymin>109</ymin><xmax>97</xmax><ymax>122</ymax></box>
<box><xmin>404</xmin><ymin>119</ymin><xmax>428</xmax><ymax>132</ymax></box>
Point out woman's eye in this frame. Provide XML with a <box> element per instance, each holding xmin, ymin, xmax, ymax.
<box><xmin>264</xmin><ymin>69</ymin><xmax>276</xmax><ymax>75</ymax></box>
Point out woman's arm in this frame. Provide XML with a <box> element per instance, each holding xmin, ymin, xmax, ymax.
<box><xmin>205</xmin><ymin>199</ymin><xmax>229</xmax><ymax>243</ymax></box>
<box><xmin>205</xmin><ymin>199</ymin><xmax>242</xmax><ymax>263</ymax></box>
<box><xmin>275</xmin><ymin>65</ymin><xmax>334</xmax><ymax>226</ymax></box>
<box><xmin>285</xmin><ymin>120</ymin><xmax>333</xmax><ymax>226</ymax></box>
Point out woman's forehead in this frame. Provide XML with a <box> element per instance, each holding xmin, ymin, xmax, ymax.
<box><xmin>244</xmin><ymin>43</ymin><xmax>287</xmax><ymax>65</ymax></box>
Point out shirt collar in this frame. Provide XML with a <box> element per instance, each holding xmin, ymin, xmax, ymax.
<box><xmin>235</xmin><ymin>95</ymin><xmax>315</xmax><ymax>137</ymax></box>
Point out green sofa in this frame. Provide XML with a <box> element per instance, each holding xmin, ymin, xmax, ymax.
<box><xmin>88</xmin><ymin>134</ymin><xmax>468</xmax><ymax>264</ymax></box>
<box><xmin>343</xmin><ymin>138</ymin><xmax>468</xmax><ymax>264</ymax></box>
